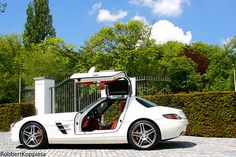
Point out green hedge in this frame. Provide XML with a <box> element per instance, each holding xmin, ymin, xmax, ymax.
<box><xmin>0</xmin><ymin>102</ymin><xmax>35</xmax><ymax>131</ymax></box>
<box><xmin>1</xmin><ymin>92</ymin><xmax>235</xmax><ymax>137</ymax></box>
<box><xmin>143</xmin><ymin>91</ymin><xmax>236</xmax><ymax>138</ymax></box>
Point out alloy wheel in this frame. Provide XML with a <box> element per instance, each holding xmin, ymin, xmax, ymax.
<box><xmin>130</xmin><ymin>122</ymin><xmax>157</xmax><ymax>149</ymax></box>
<box><xmin>22</xmin><ymin>124</ymin><xmax>43</xmax><ymax>148</ymax></box>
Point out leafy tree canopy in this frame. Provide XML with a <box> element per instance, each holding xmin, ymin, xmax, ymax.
<box><xmin>0</xmin><ymin>21</ymin><xmax>235</xmax><ymax>103</ymax></box>
<box><xmin>23</xmin><ymin>0</ymin><xmax>56</xmax><ymax>47</ymax></box>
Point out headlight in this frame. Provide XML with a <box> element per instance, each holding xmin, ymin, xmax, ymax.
<box><xmin>10</xmin><ymin>117</ymin><xmax>23</xmax><ymax>129</ymax></box>
<box><xmin>10</xmin><ymin>122</ymin><xmax>16</xmax><ymax>131</ymax></box>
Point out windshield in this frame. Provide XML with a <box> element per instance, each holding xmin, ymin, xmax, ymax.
<box><xmin>136</xmin><ymin>97</ymin><xmax>157</xmax><ymax>108</ymax></box>
<box><xmin>79</xmin><ymin>97</ymin><xmax>104</xmax><ymax>113</ymax></box>
<box><xmin>79</xmin><ymin>103</ymin><xmax>93</xmax><ymax>113</ymax></box>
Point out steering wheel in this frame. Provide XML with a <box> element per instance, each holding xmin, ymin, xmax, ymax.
<box><xmin>82</xmin><ymin>109</ymin><xmax>101</xmax><ymax>129</ymax></box>
<box><xmin>91</xmin><ymin>110</ymin><xmax>102</xmax><ymax>123</ymax></box>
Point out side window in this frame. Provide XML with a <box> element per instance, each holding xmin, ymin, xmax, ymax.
<box><xmin>136</xmin><ymin>97</ymin><xmax>157</xmax><ymax>108</ymax></box>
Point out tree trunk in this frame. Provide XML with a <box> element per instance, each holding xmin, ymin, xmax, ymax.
<box><xmin>234</xmin><ymin>68</ymin><xmax>236</xmax><ymax>91</ymax></box>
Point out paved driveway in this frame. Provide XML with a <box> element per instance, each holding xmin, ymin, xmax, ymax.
<box><xmin>0</xmin><ymin>132</ymin><xmax>235</xmax><ymax>157</ymax></box>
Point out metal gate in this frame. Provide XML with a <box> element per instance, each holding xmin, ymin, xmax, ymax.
<box><xmin>51</xmin><ymin>76</ymin><xmax>169</xmax><ymax>113</ymax></box>
<box><xmin>51</xmin><ymin>78</ymin><xmax>101</xmax><ymax>113</ymax></box>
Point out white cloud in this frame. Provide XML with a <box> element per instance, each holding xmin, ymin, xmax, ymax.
<box><xmin>132</xmin><ymin>15</ymin><xmax>148</xmax><ymax>24</ymax></box>
<box><xmin>150</xmin><ymin>20</ymin><xmax>192</xmax><ymax>44</ymax></box>
<box><xmin>129</xmin><ymin>0</ymin><xmax>190</xmax><ymax>17</ymax></box>
<box><xmin>97</xmin><ymin>9</ymin><xmax>128</xmax><ymax>22</ymax></box>
<box><xmin>89</xmin><ymin>2</ymin><xmax>102</xmax><ymax>15</ymax></box>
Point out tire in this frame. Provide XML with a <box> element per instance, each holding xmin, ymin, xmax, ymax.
<box><xmin>128</xmin><ymin>120</ymin><xmax>160</xmax><ymax>150</ymax></box>
<box><xmin>20</xmin><ymin>122</ymin><xmax>48</xmax><ymax>149</ymax></box>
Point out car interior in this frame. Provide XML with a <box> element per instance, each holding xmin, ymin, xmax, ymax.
<box><xmin>81</xmin><ymin>78</ymin><xmax>129</xmax><ymax>132</ymax></box>
<box><xmin>81</xmin><ymin>98</ymin><xmax>127</xmax><ymax>131</ymax></box>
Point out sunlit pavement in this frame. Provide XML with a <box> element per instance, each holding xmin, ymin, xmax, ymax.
<box><xmin>1</xmin><ymin>132</ymin><xmax>235</xmax><ymax>157</ymax></box>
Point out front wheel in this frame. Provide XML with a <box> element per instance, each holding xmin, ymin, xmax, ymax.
<box><xmin>128</xmin><ymin>120</ymin><xmax>159</xmax><ymax>150</ymax></box>
<box><xmin>20</xmin><ymin>122</ymin><xmax>48</xmax><ymax>149</ymax></box>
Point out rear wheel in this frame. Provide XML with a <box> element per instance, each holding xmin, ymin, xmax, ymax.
<box><xmin>128</xmin><ymin>120</ymin><xmax>159</xmax><ymax>150</ymax></box>
<box><xmin>20</xmin><ymin>122</ymin><xmax>48</xmax><ymax>149</ymax></box>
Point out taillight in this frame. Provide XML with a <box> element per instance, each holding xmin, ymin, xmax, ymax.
<box><xmin>163</xmin><ymin>114</ymin><xmax>182</xmax><ymax>120</ymax></box>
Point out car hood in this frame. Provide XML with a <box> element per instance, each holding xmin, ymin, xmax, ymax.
<box><xmin>13</xmin><ymin>112</ymin><xmax>78</xmax><ymax>127</ymax></box>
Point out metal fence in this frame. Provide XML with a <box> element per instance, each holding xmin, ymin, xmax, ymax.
<box><xmin>51</xmin><ymin>78</ymin><xmax>76</xmax><ymax>113</ymax></box>
<box><xmin>136</xmin><ymin>76</ymin><xmax>170</xmax><ymax>96</ymax></box>
<box><xmin>22</xmin><ymin>76</ymin><xmax>169</xmax><ymax>113</ymax></box>
<box><xmin>51</xmin><ymin>78</ymin><xmax>101</xmax><ymax>113</ymax></box>
<box><xmin>51</xmin><ymin>76</ymin><xmax>169</xmax><ymax>113</ymax></box>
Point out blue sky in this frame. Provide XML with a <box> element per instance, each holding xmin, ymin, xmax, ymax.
<box><xmin>0</xmin><ymin>0</ymin><xmax>235</xmax><ymax>47</ymax></box>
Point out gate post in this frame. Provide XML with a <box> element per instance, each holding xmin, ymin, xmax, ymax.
<box><xmin>130</xmin><ymin>77</ymin><xmax>136</xmax><ymax>96</ymax></box>
<box><xmin>34</xmin><ymin>77</ymin><xmax>55</xmax><ymax>115</ymax></box>
<box><xmin>74</xmin><ymin>81</ymin><xmax>77</xmax><ymax>112</ymax></box>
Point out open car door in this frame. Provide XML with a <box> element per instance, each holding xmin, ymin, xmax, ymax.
<box><xmin>70</xmin><ymin>70</ymin><xmax>132</xmax><ymax>96</ymax></box>
<box><xmin>70</xmin><ymin>69</ymin><xmax>132</xmax><ymax>135</ymax></box>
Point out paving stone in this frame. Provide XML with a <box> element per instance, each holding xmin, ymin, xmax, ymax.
<box><xmin>0</xmin><ymin>132</ymin><xmax>235</xmax><ymax>157</ymax></box>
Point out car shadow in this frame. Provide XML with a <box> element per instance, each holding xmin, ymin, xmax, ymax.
<box><xmin>16</xmin><ymin>140</ymin><xmax>196</xmax><ymax>150</ymax></box>
<box><xmin>155</xmin><ymin>141</ymin><xmax>197</xmax><ymax>150</ymax></box>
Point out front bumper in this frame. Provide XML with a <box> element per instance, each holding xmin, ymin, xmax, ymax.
<box><xmin>10</xmin><ymin>125</ymin><xmax>20</xmax><ymax>143</ymax></box>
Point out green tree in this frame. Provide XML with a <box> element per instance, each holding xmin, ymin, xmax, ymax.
<box><xmin>80</xmin><ymin>21</ymin><xmax>203</xmax><ymax>93</ymax></box>
<box><xmin>192</xmin><ymin>42</ymin><xmax>233</xmax><ymax>91</ymax></box>
<box><xmin>0</xmin><ymin>34</ymin><xmax>23</xmax><ymax>103</ymax></box>
<box><xmin>80</xmin><ymin>20</ymin><xmax>154</xmax><ymax>75</ymax></box>
<box><xmin>0</xmin><ymin>35</ymin><xmax>78</xmax><ymax>103</ymax></box>
<box><xmin>224</xmin><ymin>36</ymin><xmax>236</xmax><ymax>66</ymax></box>
<box><xmin>154</xmin><ymin>42</ymin><xmax>201</xmax><ymax>93</ymax></box>
<box><xmin>22</xmin><ymin>37</ymin><xmax>78</xmax><ymax>85</ymax></box>
<box><xmin>224</xmin><ymin>36</ymin><xmax>236</xmax><ymax>91</ymax></box>
<box><xmin>168</xmin><ymin>56</ymin><xmax>201</xmax><ymax>93</ymax></box>
<box><xmin>23</xmin><ymin>0</ymin><xmax>56</xmax><ymax>47</ymax></box>
<box><xmin>0</xmin><ymin>2</ymin><xmax>7</xmax><ymax>13</ymax></box>
<box><xmin>158</xmin><ymin>41</ymin><xmax>184</xmax><ymax>78</ymax></box>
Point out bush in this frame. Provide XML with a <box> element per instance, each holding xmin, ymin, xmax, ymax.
<box><xmin>0</xmin><ymin>102</ymin><xmax>35</xmax><ymax>131</ymax></box>
<box><xmin>143</xmin><ymin>91</ymin><xmax>236</xmax><ymax>137</ymax></box>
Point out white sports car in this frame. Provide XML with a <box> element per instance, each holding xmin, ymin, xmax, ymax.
<box><xmin>11</xmin><ymin>70</ymin><xmax>188</xmax><ymax>150</ymax></box>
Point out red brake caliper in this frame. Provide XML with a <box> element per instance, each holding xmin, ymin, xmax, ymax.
<box><xmin>36</xmin><ymin>129</ymin><xmax>42</xmax><ymax>143</ymax></box>
<box><xmin>135</xmin><ymin>130</ymin><xmax>140</xmax><ymax>142</ymax></box>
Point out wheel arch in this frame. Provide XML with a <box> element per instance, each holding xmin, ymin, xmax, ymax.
<box><xmin>126</xmin><ymin>118</ymin><xmax>162</xmax><ymax>143</ymax></box>
<box><xmin>19</xmin><ymin>121</ymin><xmax>48</xmax><ymax>144</ymax></box>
